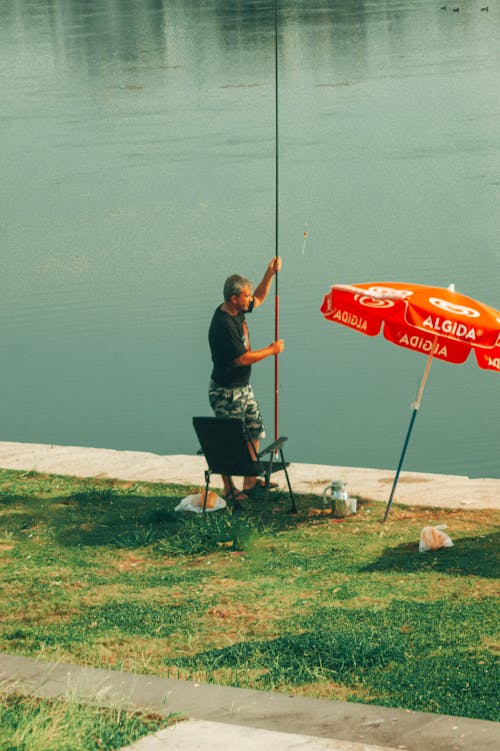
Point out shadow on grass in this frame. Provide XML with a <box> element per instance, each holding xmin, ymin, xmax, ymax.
<box><xmin>167</xmin><ymin>598</ymin><xmax>499</xmax><ymax>721</ymax></box>
<box><xmin>0</xmin><ymin>484</ymin><xmax>304</xmax><ymax>554</ymax></box>
<box><xmin>362</xmin><ymin>530</ymin><xmax>500</xmax><ymax>578</ymax></box>
<box><xmin>1</xmin><ymin>489</ymin><xmax>177</xmax><ymax>547</ymax></box>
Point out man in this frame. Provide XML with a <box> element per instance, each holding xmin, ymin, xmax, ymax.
<box><xmin>208</xmin><ymin>257</ymin><xmax>284</xmax><ymax>500</ymax></box>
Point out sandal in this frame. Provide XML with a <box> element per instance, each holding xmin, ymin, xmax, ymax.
<box><xmin>223</xmin><ymin>490</ymin><xmax>250</xmax><ymax>503</ymax></box>
<box><xmin>224</xmin><ymin>479</ymin><xmax>278</xmax><ymax>503</ymax></box>
<box><xmin>243</xmin><ymin>479</ymin><xmax>278</xmax><ymax>496</ymax></box>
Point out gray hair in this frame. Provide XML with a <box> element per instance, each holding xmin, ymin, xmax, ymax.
<box><xmin>223</xmin><ymin>274</ymin><xmax>252</xmax><ymax>301</ymax></box>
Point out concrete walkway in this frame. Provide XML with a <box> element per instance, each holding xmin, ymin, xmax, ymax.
<box><xmin>1</xmin><ymin>653</ymin><xmax>498</xmax><ymax>751</ymax></box>
<box><xmin>0</xmin><ymin>440</ymin><xmax>499</xmax><ymax>509</ymax></box>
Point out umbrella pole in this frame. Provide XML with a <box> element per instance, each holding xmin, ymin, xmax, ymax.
<box><xmin>383</xmin><ymin>352</ymin><xmax>434</xmax><ymax>522</ymax></box>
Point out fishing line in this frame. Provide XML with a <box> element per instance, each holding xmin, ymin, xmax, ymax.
<box><xmin>302</xmin><ymin>224</ymin><xmax>309</xmax><ymax>255</ymax></box>
<box><xmin>274</xmin><ymin>0</ymin><xmax>279</xmax><ymax>441</ymax></box>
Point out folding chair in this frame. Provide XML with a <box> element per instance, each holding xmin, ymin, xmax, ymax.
<box><xmin>193</xmin><ymin>416</ymin><xmax>297</xmax><ymax>513</ymax></box>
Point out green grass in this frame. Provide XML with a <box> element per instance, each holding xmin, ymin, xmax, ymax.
<box><xmin>0</xmin><ymin>690</ymin><xmax>171</xmax><ymax>751</ymax></box>
<box><xmin>0</xmin><ymin>468</ymin><xmax>498</xmax><ymax>721</ymax></box>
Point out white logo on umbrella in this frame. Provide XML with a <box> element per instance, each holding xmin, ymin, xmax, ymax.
<box><xmin>356</xmin><ymin>295</ymin><xmax>395</xmax><ymax>309</ymax></box>
<box><xmin>429</xmin><ymin>298</ymin><xmax>480</xmax><ymax>318</ymax></box>
<box><xmin>369</xmin><ymin>286</ymin><xmax>413</xmax><ymax>298</ymax></box>
<box><xmin>356</xmin><ymin>287</ymin><xmax>412</xmax><ymax>309</ymax></box>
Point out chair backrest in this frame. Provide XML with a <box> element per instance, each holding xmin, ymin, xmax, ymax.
<box><xmin>193</xmin><ymin>417</ymin><xmax>262</xmax><ymax>477</ymax></box>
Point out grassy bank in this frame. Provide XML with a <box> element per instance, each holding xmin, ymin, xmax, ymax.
<box><xmin>0</xmin><ymin>468</ymin><xmax>498</xmax><ymax>722</ymax></box>
<box><xmin>0</xmin><ymin>691</ymin><xmax>170</xmax><ymax>751</ymax></box>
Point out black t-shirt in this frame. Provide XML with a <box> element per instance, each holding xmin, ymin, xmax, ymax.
<box><xmin>209</xmin><ymin>304</ymin><xmax>253</xmax><ymax>387</ymax></box>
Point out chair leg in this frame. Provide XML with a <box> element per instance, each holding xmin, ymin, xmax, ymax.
<box><xmin>280</xmin><ymin>449</ymin><xmax>297</xmax><ymax>513</ymax></box>
<box><xmin>203</xmin><ymin>470</ymin><xmax>211</xmax><ymax>514</ymax></box>
<box><xmin>264</xmin><ymin>452</ymin><xmax>275</xmax><ymax>503</ymax></box>
<box><xmin>227</xmin><ymin>477</ymin><xmax>242</xmax><ymax>511</ymax></box>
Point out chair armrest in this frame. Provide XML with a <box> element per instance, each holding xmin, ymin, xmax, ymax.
<box><xmin>258</xmin><ymin>436</ymin><xmax>288</xmax><ymax>457</ymax></box>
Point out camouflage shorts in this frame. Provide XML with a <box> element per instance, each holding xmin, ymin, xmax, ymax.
<box><xmin>208</xmin><ymin>381</ymin><xmax>265</xmax><ymax>441</ymax></box>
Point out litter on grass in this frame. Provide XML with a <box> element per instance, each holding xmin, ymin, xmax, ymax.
<box><xmin>419</xmin><ymin>524</ymin><xmax>454</xmax><ymax>553</ymax></box>
<box><xmin>175</xmin><ymin>491</ymin><xmax>226</xmax><ymax>513</ymax></box>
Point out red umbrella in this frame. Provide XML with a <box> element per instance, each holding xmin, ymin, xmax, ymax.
<box><xmin>320</xmin><ymin>282</ymin><xmax>500</xmax><ymax>520</ymax></box>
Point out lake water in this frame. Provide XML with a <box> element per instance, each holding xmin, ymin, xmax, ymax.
<box><xmin>1</xmin><ymin>0</ymin><xmax>499</xmax><ymax>479</ymax></box>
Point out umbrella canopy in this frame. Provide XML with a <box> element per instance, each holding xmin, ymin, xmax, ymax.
<box><xmin>320</xmin><ymin>282</ymin><xmax>500</xmax><ymax>520</ymax></box>
<box><xmin>321</xmin><ymin>282</ymin><xmax>500</xmax><ymax>371</ymax></box>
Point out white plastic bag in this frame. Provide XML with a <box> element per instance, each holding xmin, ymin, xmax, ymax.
<box><xmin>175</xmin><ymin>491</ymin><xmax>226</xmax><ymax>514</ymax></box>
<box><xmin>419</xmin><ymin>525</ymin><xmax>454</xmax><ymax>553</ymax></box>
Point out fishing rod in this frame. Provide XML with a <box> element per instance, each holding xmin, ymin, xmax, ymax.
<box><xmin>274</xmin><ymin>0</ymin><xmax>279</xmax><ymax>442</ymax></box>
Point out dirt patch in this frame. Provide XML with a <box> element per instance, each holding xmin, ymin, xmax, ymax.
<box><xmin>290</xmin><ymin>680</ymin><xmax>374</xmax><ymax>702</ymax></box>
<box><xmin>111</xmin><ymin>552</ymin><xmax>149</xmax><ymax>572</ymax></box>
<box><xmin>379</xmin><ymin>476</ymin><xmax>430</xmax><ymax>485</ymax></box>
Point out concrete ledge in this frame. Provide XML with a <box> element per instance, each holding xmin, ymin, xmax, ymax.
<box><xmin>0</xmin><ymin>441</ymin><xmax>498</xmax><ymax>509</ymax></box>
<box><xmin>1</xmin><ymin>653</ymin><xmax>498</xmax><ymax>751</ymax></box>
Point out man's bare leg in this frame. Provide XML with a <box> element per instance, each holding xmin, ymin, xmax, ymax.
<box><xmin>243</xmin><ymin>440</ymin><xmax>259</xmax><ymax>491</ymax></box>
<box><xmin>222</xmin><ymin>474</ymin><xmax>237</xmax><ymax>498</ymax></box>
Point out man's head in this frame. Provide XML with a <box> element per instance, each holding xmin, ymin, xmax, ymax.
<box><xmin>223</xmin><ymin>274</ymin><xmax>253</xmax><ymax>311</ymax></box>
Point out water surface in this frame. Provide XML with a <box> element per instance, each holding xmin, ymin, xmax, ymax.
<box><xmin>1</xmin><ymin>0</ymin><xmax>499</xmax><ymax>479</ymax></box>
